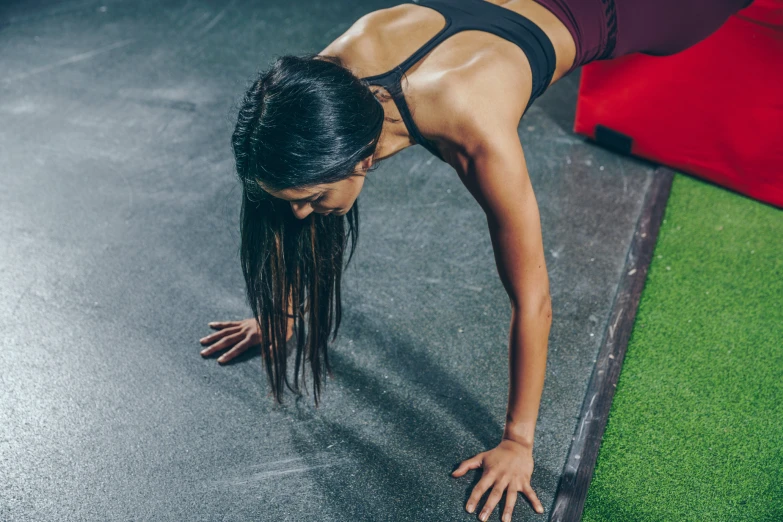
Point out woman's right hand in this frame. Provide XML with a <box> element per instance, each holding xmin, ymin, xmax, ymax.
<box><xmin>199</xmin><ymin>317</ymin><xmax>293</xmax><ymax>364</ymax></box>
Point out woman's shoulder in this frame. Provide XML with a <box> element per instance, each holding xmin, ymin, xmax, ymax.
<box><xmin>321</xmin><ymin>3</ymin><xmax>443</xmax><ymax>78</ymax></box>
<box><xmin>416</xmin><ymin>63</ymin><xmax>531</xmax><ymax>166</ymax></box>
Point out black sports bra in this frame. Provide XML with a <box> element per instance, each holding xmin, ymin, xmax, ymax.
<box><xmin>359</xmin><ymin>0</ymin><xmax>557</xmax><ymax>161</ymax></box>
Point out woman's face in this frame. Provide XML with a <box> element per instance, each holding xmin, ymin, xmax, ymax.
<box><xmin>259</xmin><ymin>158</ymin><xmax>371</xmax><ymax>220</ymax></box>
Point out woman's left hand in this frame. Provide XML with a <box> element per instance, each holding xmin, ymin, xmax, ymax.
<box><xmin>451</xmin><ymin>439</ymin><xmax>544</xmax><ymax>520</ymax></box>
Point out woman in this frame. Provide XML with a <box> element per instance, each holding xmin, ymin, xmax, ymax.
<box><xmin>199</xmin><ymin>0</ymin><xmax>752</xmax><ymax>518</ymax></box>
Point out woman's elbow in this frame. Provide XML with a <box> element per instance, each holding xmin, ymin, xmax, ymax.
<box><xmin>511</xmin><ymin>290</ymin><xmax>552</xmax><ymax>320</ymax></box>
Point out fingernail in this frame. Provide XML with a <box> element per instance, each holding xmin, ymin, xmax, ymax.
<box><xmin>480</xmin><ymin>512</ymin><xmax>487</xmax><ymax>521</ymax></box>
<box><xmin>467</xmin><ymin>504</ymin><xmax>475</xmax><ymax>513</ymax></box>
<box><xmin>218</xmin><ymin>357</ymin><xmax>226</xmax><ymax>363</ymax></box>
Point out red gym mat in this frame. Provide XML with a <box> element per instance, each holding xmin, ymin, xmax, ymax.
<box><xmin>574</xmin><ymin>0</ymin><xmax>783</xmax><ymax>208</ymax></box>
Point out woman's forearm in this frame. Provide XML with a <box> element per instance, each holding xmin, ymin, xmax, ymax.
<box><xmin>502</xmin><ymin>298</ymin><xmax>552</xmax><ymax>448</ymax></box>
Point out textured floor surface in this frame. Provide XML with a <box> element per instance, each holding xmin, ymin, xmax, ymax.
<box><xmin>582</xmin><ymin>174</ymin><xmax>783</xmax><ymax>522</ymax></box>
<box><xmin>1</xmin><ymin>1</ymin><xmax>656</xmax><ymax>520</ymax></box>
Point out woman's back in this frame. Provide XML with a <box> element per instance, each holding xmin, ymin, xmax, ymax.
<box><xmin>320</xmin><ymin>0</ymin><xmax>578</xmax><ymax>162</ymax></box>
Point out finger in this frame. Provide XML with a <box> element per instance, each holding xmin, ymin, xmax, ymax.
<box><xmin>451</xmin><ymin>454</ymin><xmax>483</xmax><ymax>478</ymax></box>
<box><xmin>466</xmin><ymin>473</ymin><xmax>496</xmax><ymax>514</ymax></box>
<box><xmin>200</xmin><ymin>326</ymin><xmax>241</xmax><ymax>347</ymax></box>
<box><xmin>502</xmin><ymin>489</ymin><xmax>518</xmax><ymax>522</ymax></box>
<box><xmin>200</xmin><ymin>332</ymin><xmax>244</xmax><ymax>357</ymax></box>
<box><xmin>208</xmin><ymin>321</ymin><xmax>239</xmax><ymax>330</ymax></box>
<box><xmin>479</xmin><ymin>479</ymin><xmax>509</xmax><ymax>522</ymax></box>
<box><xmin>216</xmin><ymin>338</ymin><xmax>253</xmax><ymax>364</ymax></box>
<box><xmin>522</xmin><ymin>483</ymin><xmax>545</xmax><ymax>515</ymax></box>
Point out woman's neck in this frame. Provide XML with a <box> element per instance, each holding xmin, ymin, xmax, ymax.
<box><xmin>373</xmin><ymin>103</ymin><xmax>417</xmax><ymax>161</ymax></box>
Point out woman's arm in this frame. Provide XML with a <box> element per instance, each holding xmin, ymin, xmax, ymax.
<box><xmin>450</xmin><ymin>114</ymin><xmax>549</xmax><ymax>517</ymax></box>
<box><xmin>468</xmin><ymin>129</ymin><xmax>552</xmax><ymax>448</ymax></box>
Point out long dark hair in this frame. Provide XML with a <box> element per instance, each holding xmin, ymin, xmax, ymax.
<box><xmin>231</xmin><ymin>52</ymin><xmax>398</xmax><ymax>406</ymax></box>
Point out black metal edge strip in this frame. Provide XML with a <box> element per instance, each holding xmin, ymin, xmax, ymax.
<box><xmin>548</xmin><ymin>166</ymin><xmax>675</xmax><ymax>521</ymax></box>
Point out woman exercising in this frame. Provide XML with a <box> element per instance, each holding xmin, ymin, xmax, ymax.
<box><xmin>198</xmin><ymin>0</ymin><xmax>752</xmax><ymax>518</ymax></box>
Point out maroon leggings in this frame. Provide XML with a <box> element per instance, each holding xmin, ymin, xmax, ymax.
<box><xmin>534</xmin><ymin>0</ymin><xmax>755</xmax><ymax>71</ymax></box>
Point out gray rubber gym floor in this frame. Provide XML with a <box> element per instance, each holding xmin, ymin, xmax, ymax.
<box><xmin>1</xmin><ymin>1</ymin><xmax>656</xmax><ymax>520</ymax></box>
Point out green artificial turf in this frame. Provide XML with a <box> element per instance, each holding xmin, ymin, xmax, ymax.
<box><xmin>581</xmin><ymin>173</ymin><xmax>783</xmax><ymax>522</ymax></box>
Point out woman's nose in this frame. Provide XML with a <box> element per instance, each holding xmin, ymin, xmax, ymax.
<box><xmin>290</xmin><ymin>201</ymin><xmax>314</xmax><ymax>220</ymax></box>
